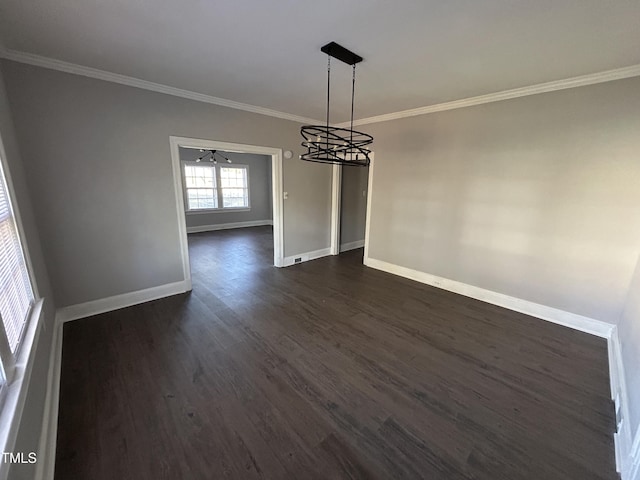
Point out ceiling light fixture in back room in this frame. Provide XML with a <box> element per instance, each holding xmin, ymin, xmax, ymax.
<box><xmin>300</xmin><ymin>42</ymin><xmax>372</xmax><ymax>167</ymax></box>
<box><xmin>195</xmin><ymin>149</ymin><xmax>232</xmax><ymax>164</ymax></box>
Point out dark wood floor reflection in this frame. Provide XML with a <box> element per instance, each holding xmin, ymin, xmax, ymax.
<box><xmin>55</xmin><ymin>226</ymin><xmax>617</xmax><ymax>479</ymax></box>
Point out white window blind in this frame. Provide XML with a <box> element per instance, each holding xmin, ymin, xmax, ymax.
<box><xmin>0</xmin><ymin>162</ymin><xmax>33</xmax><ymax>354</ymax></box>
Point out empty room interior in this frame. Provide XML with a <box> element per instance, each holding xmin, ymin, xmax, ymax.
<box><xmin>0</xmin><ymin>1</ymin><xmax>639</xmax><ymax>479</ymax></box>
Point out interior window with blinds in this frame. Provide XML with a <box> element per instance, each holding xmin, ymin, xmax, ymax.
<box><xmin>0</xmin><ymin>160</ymin><xmax>34</xmax><ymax>356</ymax></box>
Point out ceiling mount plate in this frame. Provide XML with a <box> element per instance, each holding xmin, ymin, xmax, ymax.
<box><xmin>320</xmin><ymin>42</ymin><xmax>363</xmax><ymax>65</ymax></box>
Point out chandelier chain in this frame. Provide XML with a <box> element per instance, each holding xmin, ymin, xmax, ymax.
<box><xmin>351</xmin><ymin>64</ymin><xmax>356</xmax><ymax>148</ymax></box>
<box><xmin>327</xmin><ymin>55</ymin><xmax>331</xmax><ymax>151</ymax></box>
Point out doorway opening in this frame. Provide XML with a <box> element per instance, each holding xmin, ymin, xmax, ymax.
<box><xmin>330</xmin><ymin>156</ymin><xmax>373</xmax><ymax>259</ymax></box>
<box><xmin>169</xmin><ymin>137</ymin><xmax>284</xmax><ymax>289</ymax></box>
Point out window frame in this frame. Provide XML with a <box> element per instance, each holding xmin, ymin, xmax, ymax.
<box><xmin>182</xmin><ymin>161</ymin><xmax>218</xmax><ymax>212</ymax></box>
<box><xmin>182</xmin><ymin>162</ymin><xmax>250</xmax><ymax>214</ymax></box>
<box><xmin>218</xmin><ymin>164</ymin><xmax>250</xmax><ymax>211</ymax></box>
<box><xmin>0</xmin><ymin>132</ymin><xmax>42</xmax><ymax>465</ymax></box>
<box><xmin>0</xmin><ymin>156</ymin><xmax>37</xmax><ymax>391</ymax></box>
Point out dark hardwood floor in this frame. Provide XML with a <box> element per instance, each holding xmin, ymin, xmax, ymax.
<box><xmin>55</xmin><ymin>226</ymin><xmax>617</xmax><ymax>479</ymax></box>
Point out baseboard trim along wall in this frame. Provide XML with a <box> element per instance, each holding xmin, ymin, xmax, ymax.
<box><xmin>364</xmin><ymin>256</ymin><xmax>613</xmax><ymax>338</ymax></box>
<box><xmin>34</xmin><ymin>317</ymin><xmax>63</xmax><ymax>480</ymax></box>
<box><xmin>56</xmin><ymin>280</ymin><xmax>191</xmax><ymax>323</ymax></box>
<box><xmin>33</xmin><ymin>252</ymin><xmax>640</xmax><ymax>479</ymax></box>
<box><xmin>186</xmin><ymin>219</ymin><xmax>273</xmax><ymax>234</ymax></box>
<box><xmin>340</xmin><ymin>239</ymin><xmax>365</xmax><ymax>253</ymax></box>
<box><xmin>363</xmin><ymin>255</ymin><xmax>640</xmax><ymax>476</ymax></box>
<box><xmin>283</xmin><ymin>248</ymin><xmax>331</xmax><ymax>267</ymax></box>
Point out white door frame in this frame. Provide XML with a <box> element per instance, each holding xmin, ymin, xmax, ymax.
<box><xmin>329</xmin><ymin>163</ymin><xmax>342</xmax><ymax>255</ymax></box>
<box><xmin>363</xmin><ymin>154</ymin><xmax>374</xmax><ymax>262</ymax></box>
<box><xmin>329</xmin><ymin>153</ymin><xmax>374</xmax><ymax>258</ymax></box>
<box><xmin>169</xmin><ymin>136</ymin><xmax>285</xmax><ymax>289</ymax></box>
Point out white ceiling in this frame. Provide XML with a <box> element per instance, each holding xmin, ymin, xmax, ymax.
<box><xmin>1</xmin><ymin>0</ymin><xmax>639</xmax><ymax>122</ymax></box>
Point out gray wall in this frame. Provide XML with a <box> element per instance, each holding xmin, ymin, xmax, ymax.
<box><xmin>340</xmin><ymin>166</ymin><xmax>368</xmax><ymax>246</ymax></box>
<box><xmin>365</xmin><ymin>77</ymin><xmax>640</xmax><ymax>324</ymax></box>
<box><xmin>0</xmin><ymin>66</ymin><xmax>56</xmax><ymax>480</ymax></box>
<box><xmin>1</xmin><ymin>60</ymin><xmax>332</xmax><ymax>308</ymax></box>
<box><xmin>179</xmin><ymin>148</ymin><xmax>272</xmax><ymax>229</ymax></box>
<box><xmin>619</xmin><ymin>255</ymin><xmax>640</xmax><ymax>441</ymax></box>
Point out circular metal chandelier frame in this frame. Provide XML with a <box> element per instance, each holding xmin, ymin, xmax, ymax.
<box><xmin>300</xmin><ymin>42</ymin><xmax>372</xmax><ymax>167</ymax></box>
<box><xmin>300</xmin><ymin>125</ymin><xmax>372</xmax><ymax>166</ymax></box>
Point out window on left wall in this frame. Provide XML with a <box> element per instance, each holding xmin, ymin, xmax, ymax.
<box><xmin>0</xmin><ymin>158</ymin><xmax>34</xmax><ymax>389</ymax></box>
<box><xmin>183</xmin><ymin>162</ymin><xmax>249</xmax><ymax>212</ymax></box>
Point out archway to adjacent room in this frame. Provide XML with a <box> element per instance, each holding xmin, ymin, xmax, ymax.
<box><xmin>329</xmin><ymin>154</ymin><xmax>373</xmax><ymax>258</ymax></box>
<box><xmin>169</xmin><ymin>136</ymin><xmax>284</xmax><ymax>289</ymax></box>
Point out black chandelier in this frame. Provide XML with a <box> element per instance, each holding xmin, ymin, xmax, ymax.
<box><xmin>300</xmin><ymin>42</ymin><xmax>372</xmax><ymax>167</ymax></box>
<box><xmin>195</xmin><ymin>149</ymin><xmax>232</xmax><ymax>164</ymax></box>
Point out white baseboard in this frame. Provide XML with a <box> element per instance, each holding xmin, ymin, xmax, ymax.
<box><xmin>57</xmin><ymin>280</ymin><xmax>191</xmax><ymax>323</ymax></box>
<box><xmin>364</xmin><ymin>257</ymin><xmax>614</xmax><ymax>338</ymax></box>
<box><xmin>34</xmin><ymin>316</ymin><xmax>63</xmax><ymax>480</ymax></box>
<box><xmin>186</xmin><ymin>219</ymin><xmax>273</xmax><ymax>234</ymax></box>
<box><xmin>36</xmin><ymin>281</ymin><xmax>191</xmax><ymax>477</ymax></box>
<box><xmin>340</xmin><ymin>239</ymin><xmax>365</xmax><ymax>253</ymax></box>
<box><xmin>363</xmin><ymin>256</ymin><xmax>640</xmax><ymax>474</ymax></box>
<box><xmin>283</xmin><ymin>247</ymin><xmax>331</xmax><ymax>267</ymax></box>
<box><xmin>25</xmin><ymin>252</ymin><xmax>640</xmax><ymax>479</ymax></box>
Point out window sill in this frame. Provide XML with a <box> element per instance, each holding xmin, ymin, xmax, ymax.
<box><xmin>0</xmin><ymin>298</ymin><xmax>45</xmax><ymax>473</ymax></box>
<box><xmin>186</xmin><ymin>208</ymin><xmax>251</xmax><ymax>215</ymax></box>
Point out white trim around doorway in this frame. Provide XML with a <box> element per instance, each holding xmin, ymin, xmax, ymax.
<box><xmin>329</xmin><ymin>163</ymin><xmax>342</xmax><ymax>256</ymax></box>
<box><xmin>169</xmin><ymin>137</ymin><xmax>285</xmax><ymax>283</ymax></box>
<box><xmin>329</xmin><ymin>154</ymin><xmax>374</xmax><ymax>259</ymax></box>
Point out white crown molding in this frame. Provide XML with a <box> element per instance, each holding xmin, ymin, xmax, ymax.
<box><xmin>340</xmin><ymin>64</ymin><xmax>640</xmax><ymax>127</ymax></box>
<box><xmin>2</xmin><ymin>48</ymin><xmax>639</xmax><ymax>129</ymax></box>
<box><xmin>0</xmin><ymin>48</ymin><xmax>320</xmax><ymax>125</ymax></box>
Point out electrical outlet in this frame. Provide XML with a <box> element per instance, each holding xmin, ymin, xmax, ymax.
<box><xmin>283</xmin><ymin>192</ymin><xmax>289</xmax><ymax>200</ymax></box>
<box><xmin>295</xmin><ymin>257</ymin><xmax>302</xmax><ymax>263</ymax></box>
